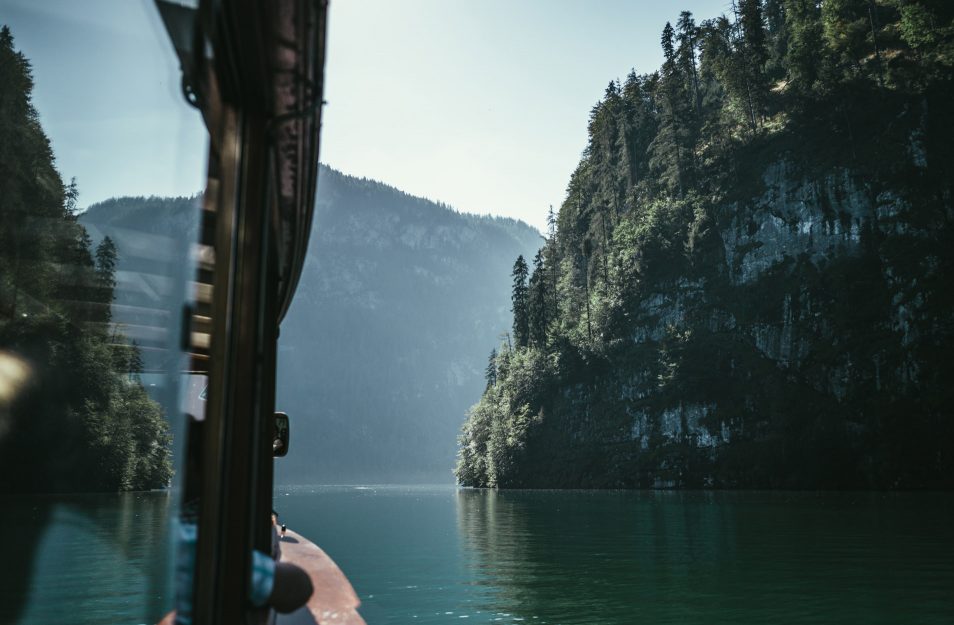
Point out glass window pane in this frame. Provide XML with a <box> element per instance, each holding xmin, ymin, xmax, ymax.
<box><xmin>0</xmin><ymin>1</ymin><xmax>205</xmax><ymax>622</ymax></box>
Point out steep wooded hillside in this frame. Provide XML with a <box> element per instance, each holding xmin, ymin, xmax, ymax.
<box><xmin>457</xmin><ymin>0</ymin><xmax>954</xmax><ymax>489</ymax></box>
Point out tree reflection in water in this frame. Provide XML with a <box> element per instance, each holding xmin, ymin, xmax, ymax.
<box><xmin>455</xmin><ymin>489</ymin><xmax>954</xmax><ymax>625</ymax></box>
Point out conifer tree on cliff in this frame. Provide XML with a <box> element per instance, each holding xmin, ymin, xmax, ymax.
<box><xmin>485</xmin><ymin>348</ymin><xmax>497</xmax><ymax>390</ymax></box>
<box><xmin>94</xmin><ymin>236</ymin><xmax>118</xmax><ymax>323</ymax></box>
<box><xmin>738</xmin><ymin>0</ymin><xmax>769</xmax><ymax>127</ymax></box>
<box><xmin>676</xmin><ymin>11</ymin><xmax>702</xmax><ymax>116</ymax></box>
<box><xmin>783</xmin><ymin>0</ymin><xmax>824</xmax><ymax>92</ymax></box>
<box><xmin>528</xmin><ymin>249</ymin><xmax>548</xmax><ymax>349</ymax></box>
<box><xmin>650</xmin><ymin>21</ymin><xmax>691</xmax><ymax>195</ymax></box>
<box><xmin>511</xmin><ymin>255</ymin><xmax>530</xmax><ymax>348</ymax></box>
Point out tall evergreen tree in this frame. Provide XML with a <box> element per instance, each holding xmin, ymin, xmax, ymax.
<box><xmin>511</xmin><ymin>255</ymin><xmax>530</xmax><ymax>348</ymax></box>
<box><xmin>588</xmin><ymin>82</ymin><xmax>626</xmax><ymax>218</ymax></box>
<box><xmin>701</xmin><ymin>8</ymin><xmax>765</xmax><ymax>132</ymax></box>
<box><xmin>676</xmin><ymin>11</ymin><xmax>702</xmax><ymax>115</ymax></box>
<box><xmin>739</xmin><ymin>0</ymin><xmax>770</xmax><ymax>128</ymax></box>
<box><xmin>650</xmin><ymin>22</ymin><xmax>691</xmax><ymax>194</ymax></box>
<box><xmin>620</xmin><ymin>71</ymin><xmax>658</xmax><ymax>191</ymax></box>
<box><xmin>93</xmin><ymin>236</ymin><xmax>118</xmax><ymax>323</ymax></box>
<box><xmin>784</xmin><ymin>0</ymin><xmax>824</xmax><ymax>91</ymax></box>
<box><xmin>485</xmin><ymin>348</ymin><xmax>497</xmax><ymax>390</ymax></box>
<box><xmin>528</xmin><ymin>250</ymin><xmax>548</xmax><ymax>349</ymax></box>
<box><xmin>764</xmin><ymin>0</ymin><xmax>790</xmax><ymax>79</ymax></box>
<box><xmin>95</xmin><ymin>235</ymin><xmax>118</xmax><ymax>288</ymax></box>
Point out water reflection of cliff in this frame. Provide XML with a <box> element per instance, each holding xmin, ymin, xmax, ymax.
<box><xmin>457</xmin><ymin>490</ymin><xmax>954</xmax><ymax>624</ymax></box>
<box><xmin>456</xmin><ymin>489</ymin><xmax>744</xmax><ymax>625</ymax></box>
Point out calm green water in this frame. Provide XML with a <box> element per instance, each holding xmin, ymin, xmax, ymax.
<box><xmin>2</xmin><ymin>487</ymin><xmax>953</xmax><ymax>624</ymax></box>
<box><xmin>0</xmin><ymin>491</ymin><xmax>174</xmax><ymax>624</ymax></box>
<box><xmin>277</xmin><ymin>486</ymin><xmax>954</xmax><ymax>625</ymax></box>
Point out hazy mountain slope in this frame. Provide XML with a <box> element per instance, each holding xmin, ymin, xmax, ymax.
<box><xmin>276</xmin><ymin>166</ymin><xmax>540</xmax><ymax>483</ymax></box>
<box><xmin>81</xmin><ymin>167</ymin><xmax>540</xmax><ymax>483</ymax></box>
<box><xmin>80</xmin><ymin>195</ymin><xmax>200</xmax><ymax>373</ymax></box>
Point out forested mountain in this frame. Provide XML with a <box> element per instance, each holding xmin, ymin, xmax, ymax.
<box><xmin>0</xmin><ymin>27</ymin><xmax>171</xmax><ymax>493</ymax></box>
<box><xmin>457</xmin><ymin>1</ymin><xmax>954</xmax><ymax>489</ymax></box>
<box><xmin>80</xmin><ymin>166</ymin><xmax>540</xmax><ymax>483</ymax></box>
<box><xmin>80</xmin><ymin>195</ymin><xmax>200</xmax><ymax>374</ymax></box>
<box><xmin>275</xmin><ymin>166</ymin><xmax>541</xmax><ymax>483</ymax></box>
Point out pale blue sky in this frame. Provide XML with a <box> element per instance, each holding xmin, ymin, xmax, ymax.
<box><xmin>2</xmin><ymin>0</ymin><xmax>730</xmax><ymax>231</ymax></box>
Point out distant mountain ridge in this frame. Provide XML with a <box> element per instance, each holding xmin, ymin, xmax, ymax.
<box><xmin>80</xmin><ymin>165</ymin><xmax>541</xmax><ymax>482</ymax></box>
<box><xmin>276</xmin><ymin>165</ymin><xmax>540</xmax><ymax>483</ymax></box>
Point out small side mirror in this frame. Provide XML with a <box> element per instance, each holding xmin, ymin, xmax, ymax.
<box><xmin>273</xmin><ymin>412</ymin><xmax>290</xmax><ymax>457</ymax></box>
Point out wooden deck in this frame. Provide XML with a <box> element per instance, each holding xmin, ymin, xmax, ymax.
<box><xmin>274</xmin><ymin>529</ymin><xmax>365</xmax><ymax>625</ymax></box>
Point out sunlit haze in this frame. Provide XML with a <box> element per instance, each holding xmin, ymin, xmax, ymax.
<box><xmin>321</xmin><ymin>0</ymin><xmax>730</xmax><ymax>230</ymax></box>
<box><xmin>3</xmin><ymin>0</ymin><xmax>729</xmax><ymax>230</ymax></box>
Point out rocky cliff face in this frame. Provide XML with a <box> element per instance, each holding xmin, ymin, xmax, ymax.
<box><xmin>458</xmin><ymin>80</ymin><xmax>954</xmax><ymax>490</ymax></box>
<box><xmin>529</xmin><ymin>143</ymin><xmax>951</xmax><ymax>488</ymax></box>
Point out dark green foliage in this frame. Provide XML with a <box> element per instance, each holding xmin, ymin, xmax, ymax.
<box><xmin>511</xmin><ymin>255</ymin><xmax>530</xmax><ymax>348</ymax></box>
<box><xmin>456</xmin><ymin>3</ymin><xmax>954</xmax><ymax>490</ymax></box>
<box><xmin>527</xmin><ymin>250</ymin><xmax>548</xmax><ymax>349</ymax></box>
<box><xmin>485</xmin><ymin>348</ymin><xmax>498</xmax><ymax>390</ymax></box>
<box><xmin>701</xmin><ymin>1</ymin><xmax>770</xmax><ymax>132</ymax></box>
<box><xmin>784</xmin><ymin>0</ymin><xmax>825</xmax><ymax>91</ymax></box>
<box><xmin>739</xmin><ymin>0</ymin><xmax>771</xmax><ymax>121</ymax></box>
<box><xmin>651</xmin><ymin>22</ymin><xmax>694</xmax><ymax>194</ymax></box>
<box><xmin>94</xmin><ymin>236</ymin><xmax>118</xmax><ymax>287</ymax></box>
<box><xmin>0</xmin><ymin>27</ymin><xmax>171</xmax><ymax>493</ymax></box>
<box><xmin>764</xmin><ymin>0</ymin><xmax>791</xmax><ymax>79</ymax></box>
<box><xmin>93</xmin><ymin>236</ymin><xmax>117</xmax><ymax>322</ymax></box>
<box><xmin>677</xmin><ymin>11</ymin><xmax>703</xmax><ymax>115</ymax></box>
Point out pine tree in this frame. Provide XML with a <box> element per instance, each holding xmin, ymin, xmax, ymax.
<box><xmin>763</xmin><ymin>0</ymin><xmax>789</xmax><ymax>79</ymax></box>
<box><xmin>677</xmin><ymin>11</ymin><xmax>702</xmax><ymax>115</ymax></box>
<box><xmin>739</xmin><ymin>0</ymin><xmax>770</xmax><ymax>128</ymax></box>
<box><xmin>700</xmin><ymin>5</ymin><xmax>768</xmax><ymax>132</ymax></box>
<box><xmin>650</xmin><ymin>22</ymin><xmax>692</xmax><ymax>194</ymax></box>
<box><xmin>485</xmin><ymin>348</ymin><xmax>497</xmax><ymax>390</ymax></box>
<box><xmin>620</xmin><ymin>71</ymin><xmax>657</xmax><ymax>191</ymax></box>
<box><xmin>528</xmin><ymin>250</ymin><xmax>548</xmax><ymax>349</ymax></box>
<box><xmin>94</xmin><ymin>236</ymin><xmax>118</xmax><ymax>323</ymax></box>
<box><xmin>588</xmin><ymin>82</ymin><xmax>625</xmax><ymax>219</ymax></box>
<box><xmin>511</xmin><ymin>255</ymin><xmax>530</xmax><ymax>348</ymax></box>
<box><xmin>784</xmin><ymin>0</ymin><xmax>824</xmax><ymax>91</ymax></box>
<box><xmin>95</xmin><ymin>236</ymin><xmax>118</xmax><ymax>289</ymax></box>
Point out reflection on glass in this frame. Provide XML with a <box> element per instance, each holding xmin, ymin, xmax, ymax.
<box><xmin>0</xmin><ymin>3</ymin><xmax>202</xmax><ymax>622</ymax></box>
<box><xmin>0</xmin><ymin>493</ymin><xmax>174</xmax><ymax>623</ymax></box>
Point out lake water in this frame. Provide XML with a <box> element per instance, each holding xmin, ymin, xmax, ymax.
<box><xmin>280</xmin><ymin>486</ymin><xmax>954</xmax><ymax>625</ymax></box>
<box><xmin>2</xmin><ymin>486</ymin><xmax>953</xmax><ymax>624</ymax></box>
<box><xmin>0</xmin><ymin>492</ymin><xmax>174</xmax><ymax>624</ymax></box>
